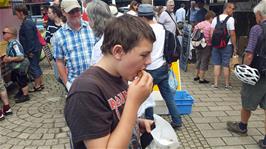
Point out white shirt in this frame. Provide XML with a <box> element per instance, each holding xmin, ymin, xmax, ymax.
<box><xmin>159</xmin><ymin>11</ymin><xmax>177</xmax><ymax>36</ymax></box>
<box><xmin>211</xmin><ymin>14</ymin><xmax>235</xmax><ymax>45</ymax></box>
<box><xmin>146</xmin><ymin>23</ymin><xmax>166</xmax><ymax>70</ymax></box>
<box><xmin>126</xmin><ymin>10</ymin><xmax>137</xmax><ymax>16</ymax></box>
<box><xmin>91</xmin><ymin>36</ymin><xmax>104</xmax><ymax>65</ymax></box>
<box><xmin>175</xmin><ymin>7</ymin><xmax>186</xmax><ymax>23</ymax></box>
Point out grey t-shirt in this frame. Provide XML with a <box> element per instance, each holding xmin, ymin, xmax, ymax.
<box><xmin>159</xmin><ymin>11</ymin><xmax>177</xmax><ymax>36</ymax></box>
<box><xmin>64</xmin><ymin>66</ymin><xmax>141</xmax><ymax>149</ymax></box>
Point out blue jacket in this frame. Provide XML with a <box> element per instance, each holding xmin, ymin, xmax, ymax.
<box><xmin>19</xmin><ymin>16</ymin><xmax>42</xmax><ymax>55</ymax></box>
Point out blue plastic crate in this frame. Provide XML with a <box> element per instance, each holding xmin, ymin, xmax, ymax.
<box><xmin>174</xmin><ymin>90</ymin><xmax>194</xmax><ymax>115</ymax></box>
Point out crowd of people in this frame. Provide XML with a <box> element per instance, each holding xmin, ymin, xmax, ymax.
<box><xmin>1</xmin><ymin>0</ymin><xmax>266</xmax><ymax>148</ymax></box>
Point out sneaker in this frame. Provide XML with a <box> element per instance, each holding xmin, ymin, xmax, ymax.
<box><xmin>0</xmin><ymin>110</ymin><xmax>4</xmax><ymax>121</ymax></box>
<box><xmin>258</xmin><ymin>139</ymin><xmax>266</xmax><ymax>149</ymax></box>
<box><xmin>170</xmin><ymin>122</ymin><xmax>182</xmax><ymax>130</ymax></box>
<box><xmin>194</xmin><ymin>77</ymin><xmax>200</xmax><ymax>81</ymax></box>
<box><xmin>3</xmin><ymin>105</ymin><xmax>12</xmax><ymax>115</ymax></box>
<box><xmin>199</xmin><ymin>79</ymin><xmax>210</xmax><ymax>84</ymax></box>
<box><xmin>15</xmin><ymin>95</ymin><xmax>30</xmax><ymax>103</ymax></box>
<box><xmin>225</xmin><ymin>85</ymin><xmax>233</xmax><ymax>90</ymax></box>
<box><xmin>226</xmin><ymin>121</ymin><xmax>247</xmax><ymax>135</ymax></box>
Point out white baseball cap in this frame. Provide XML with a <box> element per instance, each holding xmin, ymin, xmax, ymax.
<box><xmin>61</xmin><ymin>0</ymin><xmax>81</xmax><ymax>13</ymax></box>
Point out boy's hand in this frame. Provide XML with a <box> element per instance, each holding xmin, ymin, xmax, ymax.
<box><xmin>127</xmin><ymin>70</ymin><xmax>153</xmax><ymax>107</ymax></box>
<box><xmin>139</xmin><ymin>119</ymin><xmax>155</xmax><ymax>133</ymax></box>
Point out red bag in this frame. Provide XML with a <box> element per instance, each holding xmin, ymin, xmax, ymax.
<box><xmin>37</xmin><ymin>30</ymin><xmax>46</xmax><ymax>46</ymax></box>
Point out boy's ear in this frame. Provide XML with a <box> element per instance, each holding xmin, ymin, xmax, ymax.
<box><xmin>111</xmin><ymin>45</ymin><xmax>124</xmax><ymax>60</ymax></box>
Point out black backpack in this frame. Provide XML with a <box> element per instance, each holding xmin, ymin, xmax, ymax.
<box><xmin>212</xmin><ymin>15</ymin><xmax>231</xmax><ymax>49</ymax></box>
<box><xmin>251</xmin><ymin>23</ymin><xmax>266</xmax><ymax>77</ymax></box>
<box><xmin>192</xmin><ymin>28</ymin><xmax>207</xmax><ymax>49</ymax></box>
<box><xmin>162</xmin><ymin>26</ymin><xmax>181</xmax><ymax>64</ymax></box>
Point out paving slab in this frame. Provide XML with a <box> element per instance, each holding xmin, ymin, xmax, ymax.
<box><xmin>0</xmin><ymin>60</ymin><xmax>265</xmax><ymax>148</ymax></box>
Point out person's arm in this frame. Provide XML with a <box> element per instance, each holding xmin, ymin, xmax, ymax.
<box><xmin>56</xmin><ymin>59</ymin><xmax>67</xmax><ymax>84</ymax></box>
<box><xmin>210</xmin><ymin>17</ymin><xmax>216</xmax><ymax>38</ymax></box>
<box><xmin>229</xmin><ymin>30</ymin><xmax>237</xmax><ymax>54</ymax></box>
<box><xmin>3</xmin><ymin>43</ymin><xmax>25</xmax><ymax>63</ymax></box>
<box><xmin>228</xmin><ymin>17</ymin><xmax>237</xmax><ymax>54</ymax></box>
<box><xmin>158</xmin><ymin>12</ymin><xmax>166</xmax><ymax>24</ymax></box>
<box><xmin>182</xmin><ymin>9</ymin><xmax>186</xmax><ymax>22</ymax></box>
<box><xmin>243</xmin><ymin>52</ymin><xmax>254</xmax><ymax>65</ymax></box>
<box><xmin>3</xmin><ymin>56</ymin><xmax>24</xmax><ymax>63</ymax></box>
<box><xmin>243</xmin><ymin>25</ymin><xmax>261</xmax><ymax>65</ymax></box>
<box><xmin>53</xmin><ymin>32</ymin><xmax>68</xmax><ymax>84</ymax></box>
<box><xmin>84</xmin><ymin>70</ymin><xmax>153</xmax><ymax>148</ymax></box>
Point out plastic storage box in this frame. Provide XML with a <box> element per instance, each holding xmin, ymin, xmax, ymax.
<box><xmin>174</xmin><ymin>90</ymin><xmax>194</xmax><ymax>115</ymax></box>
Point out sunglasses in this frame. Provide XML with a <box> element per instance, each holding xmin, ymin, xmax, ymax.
<box><xmin>2</xmin><ymin>31</ymin><xmax>14</xmax><ymax>35</ymax></box>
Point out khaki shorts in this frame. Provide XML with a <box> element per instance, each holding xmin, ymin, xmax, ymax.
<box><xmin>0</xmin><ymin>78</ymin><xmax>6</xmax><ymax>92</ymax></box>
<box><xmin>241</xmin><ymin>76</ymin><xmax>266</xmax><ymax>110</ymax></box>
<box><xmin>196</xmin><ymin>46</ymin><xmax>211</xmax><ymax>71</ymax></box>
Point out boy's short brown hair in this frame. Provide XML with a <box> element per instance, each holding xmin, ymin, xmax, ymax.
<box><xmin>101</xmin><ymin>15</ymin><xmax>156</xmax><ymax>55</ymax></box>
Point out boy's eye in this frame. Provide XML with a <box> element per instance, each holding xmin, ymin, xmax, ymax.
<box><xmin>141</xmin><ymin>54</ymin><xmax>149</xmax><ymax>57</ymax></box>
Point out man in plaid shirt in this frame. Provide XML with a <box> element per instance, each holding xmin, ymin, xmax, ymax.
<box><xmin>53</xmin><ymin>0</ymin><xmax>95</xmax><ymax>91</ymax></box>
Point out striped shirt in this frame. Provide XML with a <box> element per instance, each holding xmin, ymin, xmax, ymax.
<box><xmin>53</xmin><ymin>20</ymin><xmax>95</xmax><ymax>83</ymax></box>
<box><xmin>245</xmin><ymin>22</ymin><xmax>266</xmax><ymax>53</ymax></box>
<box><xmin>45</xmin><ymin>20</ymin><xmax>62</xmax><ymax>44</ymax></box>
<box><xmin>194</xmin><ymin>20</ymin><xmax>212</xmax><ymax>46</ymax></box>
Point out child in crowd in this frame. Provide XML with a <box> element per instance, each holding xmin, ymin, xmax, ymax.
<box><xmin>2</xmin><ymin>26</ymin><xmax>30</xmax><ymax>103</ymax></box>
<box><xmin>64</xmin><ymin>15</ymin><xmax>156</xmax><ymax>148</ymax></box>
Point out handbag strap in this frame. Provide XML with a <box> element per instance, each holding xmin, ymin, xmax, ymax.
<box><xmin>165</xmin><ymin>11</ymin><xmax>177</xmax><ymax>26</ymax></box>
<box><xmin>165</xmin><ymin>11</ymin><xmax>182</xmax><ymax>35</ymax></box>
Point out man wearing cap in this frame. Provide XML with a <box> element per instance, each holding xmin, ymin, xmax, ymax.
<box><xmin>52</xmin><ymin>0</ymin><xmax>95</xmax><ymax>90</ymax></box>
<box><xmin>138</xmin><ymin>4</ymin><xmax>183</xmax><ymax>129</ymax></box>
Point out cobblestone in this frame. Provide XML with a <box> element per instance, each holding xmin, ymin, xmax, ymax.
<box><xmin>0</xmin><ymin>61</ymin><xmax>265</xmax><ymax>148</ymax></box>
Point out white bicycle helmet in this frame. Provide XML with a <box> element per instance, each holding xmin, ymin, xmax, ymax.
<box><xmin>234</xmin><ymin>64</ymin><xmax>260</xmax><ymax>85</ymax></box>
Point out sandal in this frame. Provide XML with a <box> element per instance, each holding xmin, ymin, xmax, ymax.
<box><xmin>211</xmin><ymin>84</ymin><xmax>218</xmax><ymax>89</ymax></box>
<box><xmin>29</xmin><ymin>86</ymin><xmax>44</xmax><ymax>92</ymax></box>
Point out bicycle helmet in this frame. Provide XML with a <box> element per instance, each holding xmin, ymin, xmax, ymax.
<box><xmin>234</xmin><ymin>64</ymin><xmax>260</xmax><ymax>85</ymax></box>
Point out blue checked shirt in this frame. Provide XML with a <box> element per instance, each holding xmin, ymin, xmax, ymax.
<box><xmin>53</xmin><ymin>20</ymin><xmax>95</xmax><ymax>83</ymax></box>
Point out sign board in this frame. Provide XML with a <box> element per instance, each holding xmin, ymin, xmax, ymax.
<box><xmin>0</xmin><ymin>0</ymin><xmax>10</xmax><ymax>8</ymax></box>
<box><xmin>0</xmin><ymin>41</ymin><xmax>7</xmax><ymax>57</ymax></box>
<box><xmin>179</xmin><ymin>24</ymin><xmax>192</xmax><ymax>72</ymax></box>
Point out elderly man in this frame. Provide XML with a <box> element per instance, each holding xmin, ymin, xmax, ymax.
<box><xmin>226</xmin><ymin>1</ymin><xmax>266</xmax><ymax>148</ymax></box>
<box><xmin>159</xmin><ymin>0</ymin><xmax>177</xmax><ymax>36</ymax></box>
<box><xmin>52</xmin><ymin>0</ymin><xmax>95</xmax><ymax>91</ymax></box>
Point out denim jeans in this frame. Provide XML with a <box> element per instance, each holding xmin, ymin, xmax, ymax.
<box><xmin>28</xmin><ymin>50</ymin><xmax>43</xmax><ymax>79</ymax></box>
<box><xmin>146</xmin><ymin>64</ymin><xmax>182</xmax><ymax>125</ymax></box>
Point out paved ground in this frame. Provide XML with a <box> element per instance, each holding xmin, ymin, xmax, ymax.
<box><xmin>0</xmin><ymin>61</ymin><xmax>264</xmax><ymax>149</ymax></box>
<box><xmin>177</xmin><ymin>64</ymin><xmax>264</xmax><ymax>149</ymax></box>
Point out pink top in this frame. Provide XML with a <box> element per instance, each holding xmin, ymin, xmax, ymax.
<box><xmin>194</xmin><ymin>20</ymin><xmax>212</xmax><ymax>46</ymax></box>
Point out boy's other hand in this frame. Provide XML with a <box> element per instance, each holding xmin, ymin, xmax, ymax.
<box><xmin>139</xmin><ymin>119</ymin><xmax>155</xmax><ymax>133</ymax></box>
<box><xmin>127</xmin><ymin>70</ymin><xmax>153</xmax><ymax>106</ymax></box>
